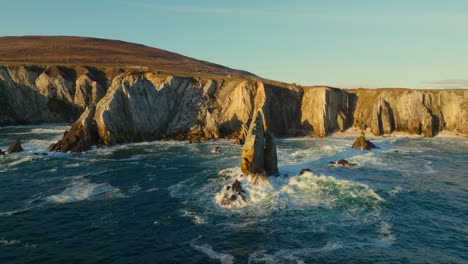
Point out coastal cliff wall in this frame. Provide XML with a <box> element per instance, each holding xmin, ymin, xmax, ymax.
<box><xmin>0</xmin><ymin>65</ymin><xmax>112</xmax><ymax>125</ymax></box>
<box><xmin>348</xmin><ymin>89</ymin><xmax>467</xmax><ymax>137</ymax></box>
<box><xmin>1</xmin><ymin>65</ymin><xmax>466</xmax><ymax>149</ymax></box>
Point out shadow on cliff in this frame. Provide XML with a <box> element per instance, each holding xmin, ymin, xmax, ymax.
<box><xmin>0</xmin><ymin>71</ymin><xmax>82</xmax><ymax>126</ymax></box>
<box><xmin>218</xmin><ymin>113</ymin><xmax>244</xmax><ymax>138</ymax></box>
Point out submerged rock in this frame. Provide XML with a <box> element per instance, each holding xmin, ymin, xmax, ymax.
<box><xmin>6</xmin><ymin>138</ymin><xmax>24</xmax><ymax>154</ymax></box>
<box><xmin>328</xmin><ymin>159</ymin><xmax>357</xmax><ymax>168</ymax></box>
<box><xmin>0</xmin><ymin>149</ymin><xmax>5</xmax><ymax>155</ymax></box>
<box><xmin>240</xmin><ymin>111</ymin><xmax>279</xmax><ymax>177</ymax></box>
<box><xmin>299</xmin><ymin>168</ymin><xmax>312</xmax><ymax>175</ymax></box>
<box><xmin>211</xmin><ymin>146</ymin><xmax>222</xmax><ymax>153</ymax></box>
<box><xmin>351</xmin><ymin>132</ymin><xmax>378</xmax><ymax>150</ymax></box>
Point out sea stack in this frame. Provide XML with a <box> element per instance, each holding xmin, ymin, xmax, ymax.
<box><xmin>352</xmin><ymin>132</ymin><xmax>378</xmax><ymax>150</ymax></box>
<box><xmin>6</xmin><ymin>138</ymin><xmax>24</xmax><ymax>154</ymax></box>
<box><xmin>241</xmin><ymin>111</ymin><xmax>279</xmax><ymax>176</ymax></box>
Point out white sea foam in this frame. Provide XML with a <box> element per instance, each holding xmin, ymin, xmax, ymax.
<box><xmin>179</xmin><ymin>209</ymin><xmax>207</xmax><ymax>224</ymax></box>
<box><xmin>214</xmin><ymin>168</ymin><xmax>274</xmax><ymax>209</ymax></box>
<box><xmin>0</xmin><ymin>206</ymin><xmax>37</xmax><ymax>217</ymax></box>
<box><xmin>4</xmin><ymin>156</ymin><xmax>34</xmax><ymax>168</ymax></box>
<box><xmin>388</xmin><ymin>186</ymin><xmax>403</xmax><ymax>196</ymax></box>
<box><xmin>277</xmin><ymin>143</ymin><xmax>346</xmax><ymax>166</ymax></box>
<box><xmin>45</xmin><ymin>179</ymin><xmax>125</xmax><ymax>204</ymax></box>
<box><xmin>378</xmin><ymin>221</ymin><xmax>396</xmax><ymax>247</ymax></box>
<box><xmin>215</xmin><ymin>168</ymin><xmax>383</xmax><ymax>210</ymax></box>
<box><xmin>248</xmin><ymin>241</ymin><xmax>342</xmax><ymax>263</ymax></box>
<box><xmin>349</xmin><ymin>152</ymin><xmax>386</xmax><ymax>168</ymax></box>
<box><xmin>217</xmin><ymin>221</ymin><xmax>257</xmax><ymax>231</ymax></box>
<box><xmin>0</xmin><ymin>238</ymin><xmax>37</xmax><ymax>248</ymax></box>
<box><xmin>352</xmin><ymin>151</ymin><xmax>437</xmax><ymax>175</ymax></box>
<box><xmin>190</xmin><ymin>237</ymin><xmax>235</xmax><ymax>264</ymax></box>
<box><xmin>30</xmin><ymin>127</ymin><xmax>68</xmax><ymax>134</ymax></box>
<box><xmin>144</xmin><ymin>188</ymin><xmax>160</xmax><ymax>192</ymax></box>
<box><xmin>0</xmin><ymin>239</ymin><xmax>21</xmax><ymax>246</ymax></box>
<box><xmin>128</xmin><ymin>185</ymin><xmax>142</xmax><ymax>194</ymax></box>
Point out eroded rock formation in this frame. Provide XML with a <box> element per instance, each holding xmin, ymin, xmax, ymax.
<box><xmin>240</xmin><ymin>111</ymin><xmax>279</xmax><ymax>176</ymax></box>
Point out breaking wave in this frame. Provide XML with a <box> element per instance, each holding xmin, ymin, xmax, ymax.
<box><xmin>215</xmin><ymin>168</ymin><xmax>383</xmax><ymax>210</ymax></box>
<box><xmin>45</xmin><ymin>179</ymin><xmax>126</xmax><ymax>204</ymax></box>
<box><xmin>190</xmin><ymin>236</ymin><xmax>235</xmax><ymax>264</ymax></box>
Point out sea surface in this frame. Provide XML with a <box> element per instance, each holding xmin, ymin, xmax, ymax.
<box><xmin>0</xmin><ymin>124</ymin><xmax>467</xmax><ymax>264</ymax></box>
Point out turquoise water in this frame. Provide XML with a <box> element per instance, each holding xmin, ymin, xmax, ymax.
<box><xmin>0</xmin><ymin>125</ymin><xmax>467</xmax><ymax>263</ymax></box>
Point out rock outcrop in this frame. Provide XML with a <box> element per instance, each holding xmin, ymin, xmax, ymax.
<box><xmin>352</xmin><ymin>132</ymin><xmax>378</xmax><ymax>150</ymax></box>
<box><xmin>240</xmin><ymin>111</ymin><xmax>279</xmax><ymax>177</ymax></box>
<box><xmin>6</xmin><ymin>138</ymin><xmax>24</xmax><ymax>154</ymax></box>
<box><xmin>48</xmin><ymin>106</ymin><xmax>98</xmax><ymax>152</ymax></box>
<box><xmin>220</xmin><ymin>179</ymin><xmax>247</xmax><ymax>206</ymax></box>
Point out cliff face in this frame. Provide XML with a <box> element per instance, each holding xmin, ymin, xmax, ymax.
<box><xmin>1</xmin><ymin>65</ymin><xmax>466</xmax><ymax>150</ymax></box>
<box><xmin>349</xmin><ymin>89</ymin><xmax>466</xmax><ymax>137</ymax></box>
<box><xmin>0</xmin><ymin>65</ymin><xmax>110</xmax><ymax>125</ymax></box>
<box><xmin>301</xmin><ymin>87</ymin><xmax>355</xmax><ymax>137</ymax></box>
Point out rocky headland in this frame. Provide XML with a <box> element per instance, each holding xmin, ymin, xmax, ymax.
<box><xmin>1</xmin><ymin>64</ymin><xmax>466</xmax><ymax>152</ymax></box>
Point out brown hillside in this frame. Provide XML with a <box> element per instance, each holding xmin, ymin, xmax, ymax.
<box><xmin>0</xmin><ymin>36</ymin><xmax>256</xmax><ymax>78</ymax></box>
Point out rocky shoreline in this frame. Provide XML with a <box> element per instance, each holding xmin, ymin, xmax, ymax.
<box><xmin>0</xmin><ymin>65</ymin><xmax>466</xmax><ymax>152</ymax></box>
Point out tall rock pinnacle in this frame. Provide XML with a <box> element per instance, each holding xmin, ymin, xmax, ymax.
<box><xmin>241</xmin><ymin>111</ymin><xmax>279</xmax><ymax>176</ymax></box>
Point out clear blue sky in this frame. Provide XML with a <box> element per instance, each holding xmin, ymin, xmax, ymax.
<box><xmin>1</xmin><ymin>0</ymin><xmax>467</xmax><ymax>88</ymax></box>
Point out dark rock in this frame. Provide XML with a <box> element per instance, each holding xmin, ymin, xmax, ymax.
<box><xmin>7</xmin><ymin>138</ymin><xmax>24</xmax><ymax>154</ymax></box>
<box><xmin>221</xmin><ymin>179</ymin><xmax>248</xmax><ymax>206</ymax></box>
<box><xmin>234</xmin><ymin>137</ymin><xmax>244</xmax><ymax>145</ymax></box>
<box><xmin>232</xmin><ymin>179</ymin><xmax>245</xmax><ymax>194</ymax></box>
<box><xmin>49</xmin><ymin>106</ymin><xmax>97</xmax><ymax>153</ymax></box>
<box><xmin>189</xmin><ymin>137</ymin><xmax>201</xmax><ymax>144</ymax></box>
<box><xmin>299</xmin><ymin>168</ymin><xmax>312</xmax><ymax>175</ymax></box>
<box><xmin>212</xmin><ymin>146</ymin><xmax>222</xmax><ymax>153</ymax></box>
<box><xmin>0</xmin><ymin>149</ymin><xmax>5</xmax><ymax>156</ymax></box>
<box><xmin>351</xmin><ymin>132</ymin><xmax>378</xmax><ymax>150</ymax></box>
<box><xmin>264</xmin><ymin>131</ymin><xmax>279</xmax><ymax>176</ymax></box>
<box><xmin>328</xmin><ymin>159</ymin><xmax>357</xmax><ymax>168</ymax></box>
<box><xmin>71</xmin><ymin>138</ymin><xmax>89</xmax><ymax>152</ymax></box>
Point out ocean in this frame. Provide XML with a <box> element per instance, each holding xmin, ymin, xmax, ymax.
<box><xmin>0</xmin><ymin>124</ymin><xmax>467</xmax><ymax>263</ymax></box>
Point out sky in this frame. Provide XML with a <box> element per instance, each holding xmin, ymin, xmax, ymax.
<box><xmin>1</xmin><ymin>0</ymin><xmax>467</xmax><ymax>88</ymax></box>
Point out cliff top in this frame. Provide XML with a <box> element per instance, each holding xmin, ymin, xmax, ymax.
<box><xmin>0</xmin><ymin>36</ymin><xmax>256</xmax><ymax>79</ymax></box>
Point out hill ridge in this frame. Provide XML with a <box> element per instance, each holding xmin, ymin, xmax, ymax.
<box><xmin>0</xmin><ymin>35</ymin><xmax>256</xmax><ymax>78</ymax></box>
